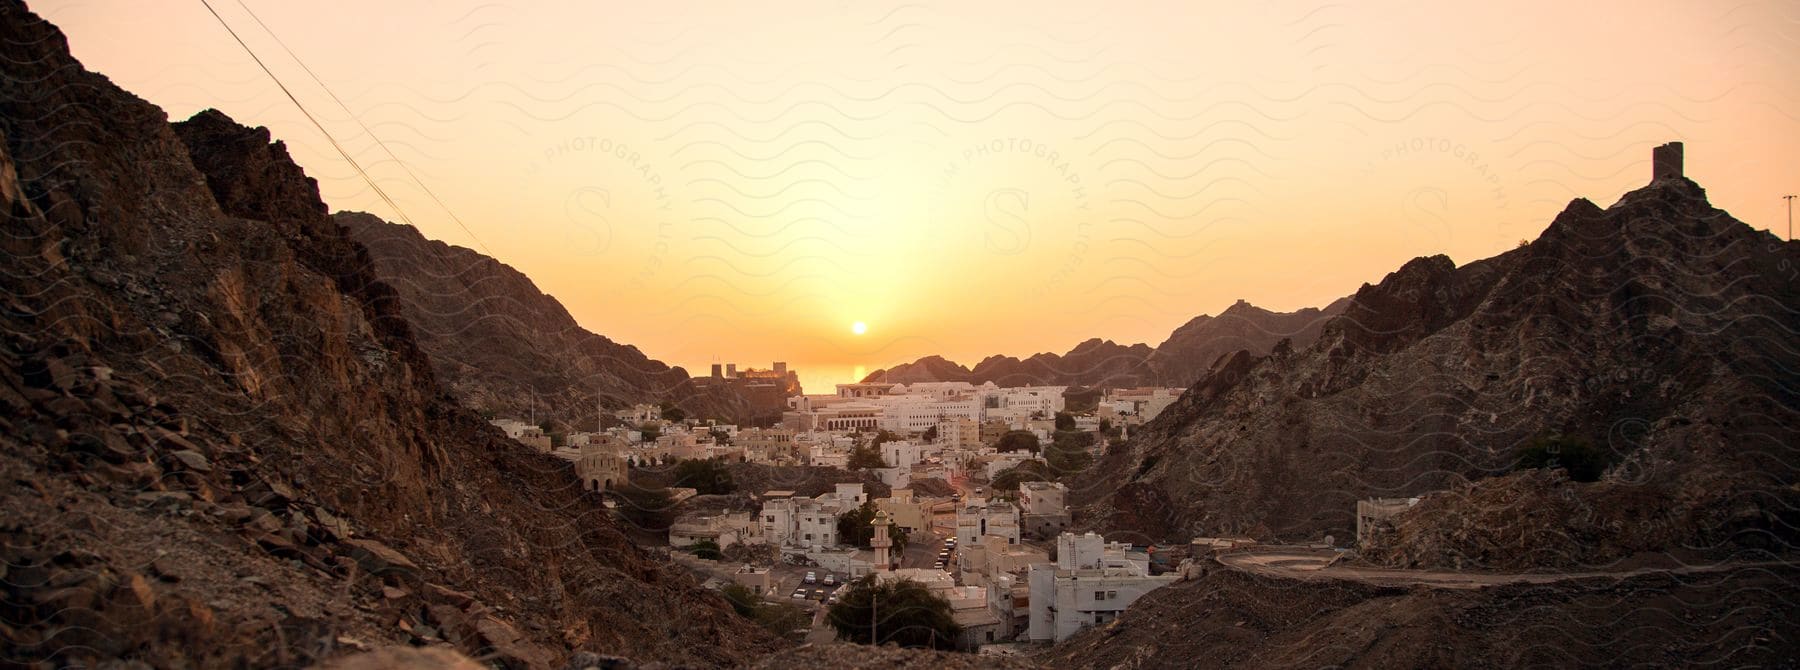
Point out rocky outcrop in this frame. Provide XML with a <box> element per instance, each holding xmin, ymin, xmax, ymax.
<box><xmin>1075</xmin><ymin>156</ymin><xmax>1800</xmax><ymax>567</ymax></box>
<box><xmin>1041</xmin><ymin>561</ymin><xmax>1800</xmax><ymax>668</ymax></box>
<box><xmin>339</xmin><ymin>212</ymin><xmax>763</xmax><ymax>426</ymax></box>
<box><xmin>863</xmin><ymin>300</ymin><xmax>1345</xmax><ymax>389</ymax></box>
<box><xmin>0</xmin><ymin>3</ymin><xmax>776</xmax><ymax>666</ymax></box>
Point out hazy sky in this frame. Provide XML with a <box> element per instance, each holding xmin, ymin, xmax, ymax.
<box><xmin>43</xmin><ymin>0</ymin><xmax>1800</xmax><ymax>390</ymax></box>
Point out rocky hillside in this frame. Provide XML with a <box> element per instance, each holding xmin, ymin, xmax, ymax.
<box><xmin>1041</xmin><ymin>561</ymin><xmax>1799</xmax><ymax>668</ymax></box>
<box><xmin>1074</xmin><ymin>152</ymin><xmax>1800</xmax><ymax>567</ymax></box>
<box><xmin>0</xmin><ymin>3</ymin><xmax>779</xmax><ymax>666</ymax></box>
<box><xmin>340</xmin><ymin>212</ymin><xmax>760</xmax><ymax>427</ymax></box>
<box><xmin>863</xmin><ymin>299</ymin><xmax>1344</xmax><ymax>388</ymax></box>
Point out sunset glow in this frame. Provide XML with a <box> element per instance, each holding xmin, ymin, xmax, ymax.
<box><xmin>40</xmin><ymin>0</ymin><xmax>1800</xmax><ymax>389</ymax></box>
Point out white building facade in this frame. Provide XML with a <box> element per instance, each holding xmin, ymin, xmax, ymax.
<box><xmin>1026</xmin><ymin>532</ymin><xmax>1179</xmax><ymax>642</ymax></box>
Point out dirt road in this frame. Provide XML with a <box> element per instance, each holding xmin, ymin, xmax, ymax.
<box><xmin>1215</xmin><ymin>547</ymin><xmax>1791</xmax><ymax>589</ymax></box>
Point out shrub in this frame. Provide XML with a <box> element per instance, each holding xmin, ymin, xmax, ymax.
<box><xmin>1514</xmin><ymin>435</ymin><xmax>1608</xmax><ymax>482</ymax></box>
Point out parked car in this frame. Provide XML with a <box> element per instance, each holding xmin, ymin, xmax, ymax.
<box><xmin>791</xmin><ymin>590</ymin><xmax>807</xmax><ymax>599</ymax></box>
<box><xmin>823</xmin><ymin>574</ymin><xmax>836</xmax><ymax>586</ymax></box>
<box><xmin>804</xmin><ymin>571</ymin><xmax>817</xmax><ymax>584</ymax></box>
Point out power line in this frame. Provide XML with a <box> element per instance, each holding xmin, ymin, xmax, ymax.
<box><xmin>196</xmin><ymin>0</ymin><xmax>492</xmax><ymax>256</ymax></box>
<box><xmin>227</xmin><ymin>0</ymin><xmax>494</xmax><ymax>256</ymax></box>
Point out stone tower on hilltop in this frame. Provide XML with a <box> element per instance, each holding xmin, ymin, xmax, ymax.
<box><xmin>1653</xmin><ymin>141</ymin><xmax>1684</xmax><ymax>181</ymax></box>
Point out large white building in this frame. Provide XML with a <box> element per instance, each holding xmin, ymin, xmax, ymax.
<box><xmin>785</xmin><ymin>383</ymin><xmax>1068</xmax><ymax>438</ymax></box>
<box><xmin>956</xmin><ymin>499</ymin><xmax>1021</xmax><ymax>547</ymax></box>
<box><xmin>1027</xmin><ymin>532</ymin><xmax>1179</xmax><ymax>642</ymax></box>
<box><xmin>875</xmin><ymin>394</ymin><xmax>982</xmax><ymax>433</ymax></box>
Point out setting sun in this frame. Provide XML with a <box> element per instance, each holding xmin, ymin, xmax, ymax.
<box><xmin>851</xmin><ymin>321</ymin><xmax>867</xmax><ymax>336</ymax></box>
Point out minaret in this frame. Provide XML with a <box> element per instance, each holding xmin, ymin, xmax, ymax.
<box><xmin>870</xmin><ymin>509</ymin><xmax>893</xmax><ymax>572</ymax></box>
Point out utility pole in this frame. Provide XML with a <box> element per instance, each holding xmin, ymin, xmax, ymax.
<box><xmin>1785</xmin><ymin>194</ymin><xmax>1795</xmax><ymax>241</ymax></box>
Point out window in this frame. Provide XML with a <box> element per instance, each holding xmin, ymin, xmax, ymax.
<box><xmin>805</xmin><ymin>533</ymin><xmax>813</xmax><ymax>540</ymax></box>
<box><xmin>1107</xmin><ymin>590</ymin><xmax>1118</xmax><ymax>600</ymax></box>
<box><xmin>1093</xmin><ymin>590</ymin><xmax>1106</xmax><ymax>601</ymax></box>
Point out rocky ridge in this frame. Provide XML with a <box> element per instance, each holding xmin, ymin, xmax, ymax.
<box><xmin>1072</xmin><ymin>156</ymin><xmax>1800</xmax><ymax>569</ymax></box>
<box><xmin>0</xmin><ymin>3</ymin><xmax>778</xmax><ymax>666</ymax></box>
<box><xmin>338</xmin><ymin>211</ymin><xmax>757</xmax><ymax>427</ymax></box>
<box><xmin>863</xmin><ymin>299</ymin><xmax>1346</xmax><ymax>389</ymax></box>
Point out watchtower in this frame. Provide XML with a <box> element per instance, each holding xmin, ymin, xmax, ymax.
<box><xmin>1652</xmin><ymin>142</ymin><xmax>1683</xmax><ymax>181</ymax></box>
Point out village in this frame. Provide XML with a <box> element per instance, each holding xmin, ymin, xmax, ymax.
<box><xmin>485</xmin><ymin>370</ymin><xmax>1228</xmax><ymax>651</ymax></box>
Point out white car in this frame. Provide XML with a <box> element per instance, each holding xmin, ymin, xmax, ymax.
<box><xmin>823</xmin><ymin>574</ymin><xmax>836</xmax><ymax>586</ymax></box>
<box><xmin>804</xmin><ymin>571</ymin><xmax>817</xmax><ymax>584</ymax></box>
<box><xmin>791</xmin><ymin>590</ymin><xmax>807</xmax><ymax>599</ymax></box>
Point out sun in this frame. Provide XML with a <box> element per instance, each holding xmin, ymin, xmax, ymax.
<box><xmin>851</xmin><ymin>321</ymin><xmax>867</xmax><ymax>335</ymax></box>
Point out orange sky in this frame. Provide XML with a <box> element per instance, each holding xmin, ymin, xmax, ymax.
<box><xmin>43</xmin><ymin>0</ymin><xmax>1800</xmax><ymax>390</ymax></box>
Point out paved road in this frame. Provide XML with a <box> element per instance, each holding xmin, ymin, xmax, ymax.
<box><xmin>1216</xmin><ymin>548</ymin><xmax>1792</xmax><ymax>589</ymax></box>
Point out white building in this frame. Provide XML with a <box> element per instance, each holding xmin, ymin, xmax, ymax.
<box><xmin>669</xmin><ymin>511</ymin><xmax>759</xmax><ymax>549</ymax></box>
<box><xmin>956</xmin><ymin>499</ymin><xmax>1020</xmax><ymax>547</ymax></box>
<box><xmin>1026</xmin><ymin>532</ymin><xmax>1179</xmax><ymax>642</ymax></box>
<box><xmin>1019</xmin><ymin>481</ymin><xmax>1067</xmax><ymax>516</ymax></box>
<box><xmin>1102</xmin><ymin>387</ymin><xmax>1184</xmax><ymax>423</ymax></box>
<box><xmin>1019</xmin><ymin>481</ymin><xmax>1071</xmax><ymax>539</ymax></box>
<box><xmin>758</xmin><ymin>485</ymin><xmax>863</xmax><ymax>550</ymax></box>
<box><xmin>874</xmin><ymin>394</ymin><xmax>982</xmax><ymax>434</ymax></box>
<box><xmin>880</xmin><ymin>440</ymin><xmax>922</xmax><ymax>470</ymax></box>
<box><xmin>489</xmin><ymin>418</ymin><xmax>551</xmax><ymax>452</ymax></box>
<box><xmin>614</xmin><ymin>403</ymin><xmax>661</xmax><ymax>425</ymax></box>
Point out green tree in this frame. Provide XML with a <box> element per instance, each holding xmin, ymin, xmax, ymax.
<box><xmin>723</xmin><ymin>583</ymin><xmax>811</xmax><ymax>636</ymax></box>
<box><xmin>1046</xmin><ymin>431</ymin><xmax>1095</xmax><ymax>475</ymax></box>
<box><xmin>1054</xmin><ymin>411</ymin><xmax>1076</xmax><ymax>432</ymax></box>
<box><xmin>660</xmin><ymin>403</ymin><xmax>688</xmax><ymax>423</ymax></box>
<box><xmin>686</xmin><ymin>538</ymin><xmax>723</xmax><ymax>560</ymax></box>
<box><xmin>827</xmin><ymin>577</ymin><xmax>961</xmax><ymax>649</ymax></box>
<box><xmin>994</xmin><ymin>430</ymin><xmax>1041</xmax><ymax>454</ymax></box>
<box><xmin>991</xmin><ymin>460</ymin><xmax>1050</xmax><ymax>491</ymax></box>
<box><xmin>870</xmin><ymin>429</ymin><xmax>902</xmax><ymax>447</ymax></box>
<box><xmin>921</xmin><ymin>425</ymin><xmax>939</xmax><ymax>443</ymax></box>
<box><xmin>709</xmin><ymin>427</ymin><xmax>732</xmax><ymax>445</ymax></box>
<box><xmin>673</xmin><ymin>457</ymin><xmax>736</xmax><ymax>495</ymax></box>
<box><xmin>837</xmin><ymin>501</ymin><xmax>907</xmax><ymax>553</ymax></box>
<box><xmin>847</xmin><ymin>445</ymin><xmax>887</xmax><ymax>470</ymax></box>
<box><xmin>1098</xmin><ymin>418</ymin><xmax>1112</xmax><ymax>434</ymax></box>
<box><xmin>721</xmin><ymin>582</ymin><xmax>760</xmax><ymax>618</ymax></box>
<box><xmin>1514</xmin><ymin>435</ymin><xmax>1608</xmax><ymax>482</ymax></box>
<box><xmin>638</xmin><ymin>423</ymin><xmax>661</xmax><ymax>443</ymax></box>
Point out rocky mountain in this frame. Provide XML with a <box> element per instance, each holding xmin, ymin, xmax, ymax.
<box><xmin>0</xmin><ymin>3</ymin><xmax>779</xmax><ymax>666</ymax></box>
<box><xmin>862</xmin><ymin>300</ymin><xmax>1346</xmax><ymax>389</ymax></box>
<box><xmin>1072</xmin><ymin>148</ymin><xmax>1800</xmax><ymax>569</ymax></box>
<box><xmin>1145</xmin><ymin>297</ymin><xmax>1350</xmax><ymax>388</ymax></box>
<box><xmin>338</xmin><ymin>212</ymin><xmax>763</xmax><ymax>427</ymax></box>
